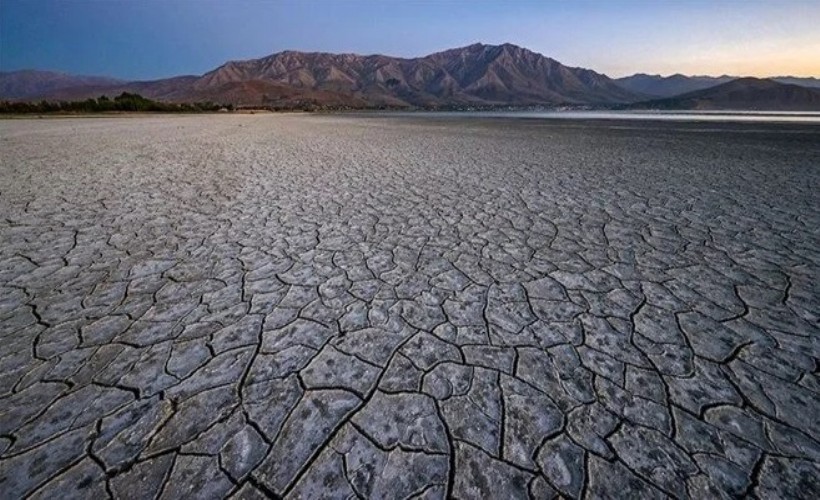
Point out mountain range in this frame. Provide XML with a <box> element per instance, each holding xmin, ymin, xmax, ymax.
<box><xmin>615</xmin><ymin>73</ymin><xmax>820</xmax><ymax>98</ymax></box>
<box><xmin>0</xmin><ymin>44</ymin><xmax>640</xmax><ymax>107</ymax></box>
<box><xmin>629</xmin><ymin>77</ymin><xmax>820</xmax><ymax>111</ymax></box>
<box><xmin>0</xmin><ymin>70</ymin><xmax>124</xmax><ymax>100</ymax></box>
<box><xmin>2</xmin><ymin>43</ymin><xmax>819</xmax><ymax>110</ymax></box>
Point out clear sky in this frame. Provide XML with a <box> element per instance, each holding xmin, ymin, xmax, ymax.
<box><xmin>1</xmin><ymin>0</ymin><xmax>818</xmax><ymax>80</ymax></box>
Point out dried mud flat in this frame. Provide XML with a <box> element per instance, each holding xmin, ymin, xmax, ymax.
<box><xmin>0</xmin><ymin>114</ymin><xmax>818</xmax><ymax>499</ymax></box>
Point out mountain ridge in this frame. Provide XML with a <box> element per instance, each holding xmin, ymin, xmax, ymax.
<box><xmin>616</xmin><ymin>73</ymin><xmax>820</xmax><ymax>97</ymax></box>
<box><xmin>190</xmin><ymin>43</ymin><xmax>642</xmax><ymax>106</ymax></box>
<box><xmin>0</xmin><ymin>43</ymin><xmax>643</xmax><ymax>107</ymax></box>
<box><xmin>0</xmin><ymin>70</ymin><xmax>125</xmax><ymax>100</ymax></box>
<box><xmin>628</xmin><ymin>77</ymin><xmax>820</xmax><ymax>111</ymax></box>
<box><xmin>3</xmin><ymin>44</ymin><xmax>819</xmax><ymax>110</ymax></box>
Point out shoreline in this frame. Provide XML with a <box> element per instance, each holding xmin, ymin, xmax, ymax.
<box><xmin>4</xmin><ymin>108</ymin><xmax>819</xmax><ymax>125</ymax></box>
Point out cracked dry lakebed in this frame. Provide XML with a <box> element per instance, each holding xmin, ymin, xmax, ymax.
<box><xmin>0</xmin><ymin>114</ymin><xmax>819</xmax><ymax>499</ymax></box>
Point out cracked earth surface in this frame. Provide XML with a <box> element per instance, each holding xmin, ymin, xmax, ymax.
<box><xmin>0</xmin><ymin>114</ymin><xmax>818</xmax><ymax>499</ymax></box>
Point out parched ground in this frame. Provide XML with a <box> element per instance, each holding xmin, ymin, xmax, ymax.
<box><xmin>0</xmin><ymin>114</ymin><xmax>818</xmax><ymax>499</ymax></box>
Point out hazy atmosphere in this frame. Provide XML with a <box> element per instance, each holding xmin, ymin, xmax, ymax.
<box><xmin>2</xmin><ymin>0</ymin><xmax>819</xmax><ymax>79</ymax></box>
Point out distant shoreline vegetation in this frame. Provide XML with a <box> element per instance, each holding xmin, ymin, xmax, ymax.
<box><xmin>0</xmin><ymin>95</ymin><xmax>605</xmax><ymax>114</ymax></box>
<box><xmin>0</xmin><ymin>92</ymin><xmax>466</xmax><ymax>114</ymax></box>
<box><xmin>0</xmin><ymin>92</ymin><xmax>626</xmax><ymax>115</ymax></box>
<box><xmin>0</xmin><ymin>92</ymin><xmax>234</xmax><ymax>114</ymax></box>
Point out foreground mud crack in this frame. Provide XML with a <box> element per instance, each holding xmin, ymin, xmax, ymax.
<box><xmin>0</xmin><ymin>115</ymin><xmax>818</xmax><ymax>499</ymax></box>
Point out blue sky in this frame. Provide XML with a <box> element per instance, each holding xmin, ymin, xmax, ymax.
<box><xmin>2</xmin><ymin>0</ymin><xmax>818</xmax><ymax>80</ymax></box>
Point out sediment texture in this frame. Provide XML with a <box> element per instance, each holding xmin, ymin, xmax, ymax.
<box><xmin>0</xmin><ymin>114</ymin><xmax>818</xmax><ymax>498</ymax></box>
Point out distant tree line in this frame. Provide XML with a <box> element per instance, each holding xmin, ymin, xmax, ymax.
<box><xmin>0</xmin><ymin>92</ymin><xmax>233</xmax><ymax>114</ymax></box>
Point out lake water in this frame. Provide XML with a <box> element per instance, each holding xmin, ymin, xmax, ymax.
<box><xmin>391</xmin><ymin>110</ymin><xmax>820</xmax><ymax>124</ymax></box>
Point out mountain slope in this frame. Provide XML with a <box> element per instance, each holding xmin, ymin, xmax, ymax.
<box><xmin>631</xmin><ymin>77</ymin><xmax>820</xmax><ymax>111</ymax></box>
<box><xmin>0</xmin><ymin>70</ymin><xmax>124</xmax><ymax>100</ymax></box>
<box><xmin>772</xmin><ymin>76</ymin><xmax>820</xmax><ymax>89</ymax></box>
<box><xmin>12</xmin><ymin>46</ymin><xmax>817</xmax><ymax>109</ymax></box>
<box><xmin>615</xmin><ymin>73</ymin><xmax>735</xmax><ymax>98</ymax></box>
<box><xmin>616</xmin><ymin>73</ymin><xmax>820</xmax><ymax>97</ymax></box>
<box><xmin>3</xmin><ymin>44</ymin><xmax>644</xmax><ymax>107</ymax></box>
<box><xmin>27</xmin><ymin>75</ymin><xmax>366</xmax><ymax>108</ymax></box>
<box><xmin>190</xmin><ymin>43</ymin><xmax>643</xmax><ymax>106</ymax></box>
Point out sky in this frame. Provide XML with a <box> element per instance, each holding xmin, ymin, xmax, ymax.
<box><xmin>1</xmin><ymin>0</ymin><xmax>819</xmax><ymax>80</ymax></box>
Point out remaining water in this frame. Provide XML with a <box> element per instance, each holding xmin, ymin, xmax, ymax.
<box><xmin>392</xmin><ymin>110</ymin><xmax>820</xmax><ymax>124</ymax></box>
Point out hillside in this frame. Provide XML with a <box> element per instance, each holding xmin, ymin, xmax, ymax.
<box><xmin>630</xmin><ymin>77</ymin><xmax>820</xmax><ymax>111</ymax></box>
<box><xmin>616</xmin><ymin>73</ymin><xmax>820</xmax><ymax>98</ymax></box>
<box><xmin>0</xmin><ymin>70</ymin><xmax>124</xmax><ymax>100</ymax></box>
<box><xmin>8</xmin><ymin>46</ymin><xmax>819</xmax><ymax>110</ymax></box>
<box><xmin>1</xmin><ymin>44</ymin><xmax>643</xmax><ymax>107</ymax></box>
<box><xmin>615</xmin><ymin>74</ymin><xmax>735</xmax><ymax>98</ymax></box>
<box><xmin>193</xmin><ymin>42</ymin><xmax>640</xmax><ymax>106</ymax></box>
